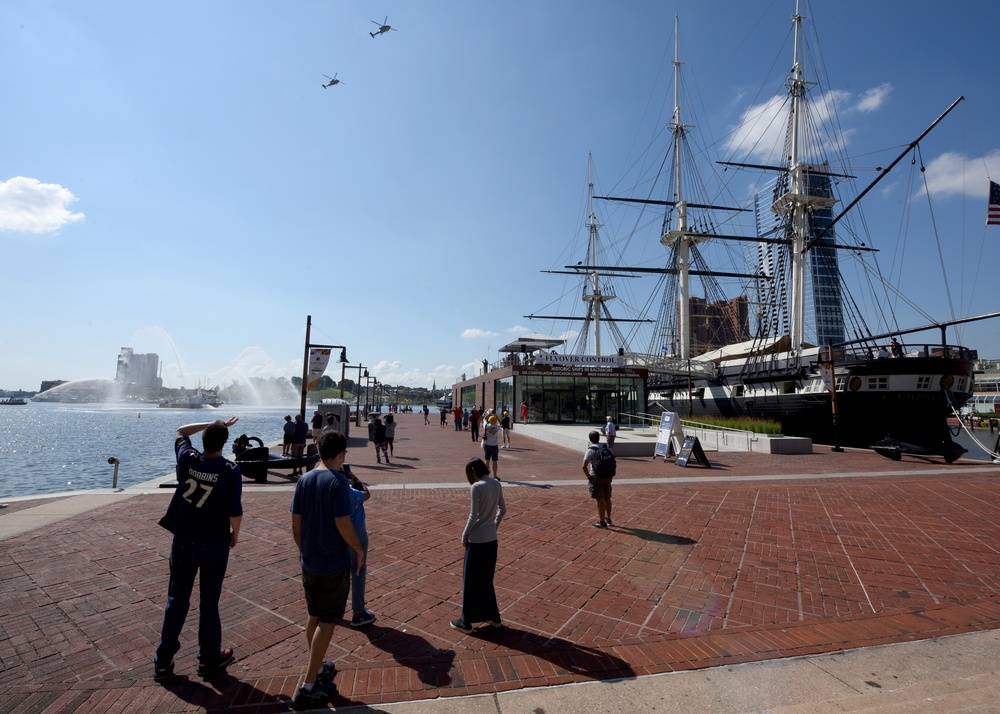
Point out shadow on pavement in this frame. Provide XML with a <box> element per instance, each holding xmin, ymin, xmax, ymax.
<box><xmin>362</xmin><ymin>624</ymin><xmax>457</xmax><ymax>687</ymax></box>
<box><xmin>473</xmin><ymin>626</ymin><xmax>637</xmax><ymax>681</ymax></box>
<box><xmin>614</xmin><ymin>527</ymin><xmax>697</xmax><ymax>546</ymax></box>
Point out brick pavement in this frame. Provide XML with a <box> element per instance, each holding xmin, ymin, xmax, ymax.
<box><xmin>1</xmin><ymin>415</ymin><xmax>1000</xmax><ymax>712</ymax></box>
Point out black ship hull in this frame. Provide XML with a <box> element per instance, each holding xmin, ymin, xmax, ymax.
<box><xmin>649</xmin><ymin>351</ymin><xmax>974</xmax><ymax>458</ymax></box>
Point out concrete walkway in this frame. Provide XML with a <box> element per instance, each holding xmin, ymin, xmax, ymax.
<box><xmin>2</xmin><ymin>415</ymin><xmax>999</xmax><ymax>712</ymax></box>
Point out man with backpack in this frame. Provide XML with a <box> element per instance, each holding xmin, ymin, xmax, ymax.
<box><xmin>582</xmin><ymin>430</ymin><xmax>616</xmax><ymax>528</ymax></box>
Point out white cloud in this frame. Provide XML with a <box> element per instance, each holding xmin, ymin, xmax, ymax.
<box><xmin>506</xmin><ymin>324</ymin><xmax>529</xmax><ymax>333</ymax></box>
<box><xmin>854</xmin><ymin>83</ymin><xmax>892</xmax><ymax>113</ymax></box>
<box><xmin>918</xmin><ymin>149</ymin><xmax>1000</xmax><ymax>198</ymax></box>
<box><xmin>0</xmin><ymin>176</ymin><xmax>84</xmax><ymax>233</ymax></box>
<box><xmin>461</xmin><ymin>328</ymin><xmax>499</xmax><ymax>339</ymax></box>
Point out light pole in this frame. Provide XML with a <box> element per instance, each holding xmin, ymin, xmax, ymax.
<box><xmin>355</xmin><ymin>366</ymin><xmax>367</xmax><ymax>426</ymax></box>
<box><xmin>299</xmin><ymin>315</ymin><xmax>348</xmax><ymax>420</ymax></box>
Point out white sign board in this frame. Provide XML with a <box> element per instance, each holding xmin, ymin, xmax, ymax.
<box><xmin>654</xmin><ymin>412</ymin><xmax>685</xmax><ymax>459</ymax></box>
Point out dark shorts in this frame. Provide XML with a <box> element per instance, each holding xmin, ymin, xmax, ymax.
<box><xmin>283</xmin><ymin>435</ymin><xmax>292</xmax><ymax>445</ymax></box>
<box><xmin>302</xmin><ymin>569</ymin><xmax>350</xmax><ymax>624</ymax></box>
<box><xmin>483</xmin><ymin>444</ymin><xmax>499</xmax><ymax>462</ymax></box>
<box><xmin>589</xmin><ymin>477</ymin><xmax>613</xmax><ymax>500</ymax></box>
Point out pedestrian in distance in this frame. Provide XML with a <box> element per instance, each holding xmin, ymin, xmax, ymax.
<box><xmin>423</xmin><ymin>404</ymin><xmax>430</xmax><ymax>425</ymax></box>
<box><xmin>481</xmin><ymin>413</ymin><xmax>502</xmax><ymax>481</ymax></box>
<box><xmin>282</xmin><ymin>414</ymin><xmax>294</xmax><ymax>456</ymax></box>
<box><xmin>154</xmin><ymin>417</ymin><xmax>243</xmax><ymax>682</ymax></box>
<box><xmin>452</xmin><ymin>405</ymin><xmax>463</xmax><ymax>431</ymax></box>
<box><xmin>311</xmin><ymin>410</ymin><xmax>324</xmax><ymax>441</ymax></box>
<box><xmin>583</xmin><ymin>430</ymin><xmax>616</xmax><ymax>528</ymax></box>
<box><xmin>451</xmin><ymin>457</ymin><xmax>506</xmax><ymax>634</ymax></box>
<box><xmin>440</xmin><ymin>406</ymin><xmax>448</xmax><ymax>427</ymax></box>
<box><xmin>383</xmin><ymin>413</ymin><xmax>396</xmax><ymax>458</ymax></box>
<box><xmin>289</xmin><ymin>430</ymin><xmax>366</xmax><ymax>710</ymax></box>
<box><xmin>463</xmin><ymin>408</ymin><xmax>470</xmax><ymax>430</ymax></box>
<box><xmin>469</xmin><ymin>406</ymin><xmax>481</xmax><ymax>441</ymax></box>
<box><xmin>604</xmin><ymin>415</ymin><xmax>617</xmax><ymax>453</ymax></box>
<box><xmin>500</xmin><ymin>410</ymin><xmax>511</xmax><ymax>449</ymax></box>
<box><xmin>290</xmin><ymin>414</ymin><xmax>310</xmax><ymax>477</ymax></box>
<box><xmin>344</xmin><ymin>465</ymin><xmax>376</xmax><ymax>627</ymax></box>
<box><xmin>371</xmin><ymin>417</ymin><xmax>389</xmax><ymax>464</ymax></box>
<box><xmin>520</xmin><ymin>401</ymin><xmax>529</xmax><ymax>424</ymax></box>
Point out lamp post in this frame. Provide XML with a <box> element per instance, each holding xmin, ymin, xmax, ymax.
<box><xmin>299</xmin><ymin>315</ymin><xmax>348</xmax><ymax>420</ymax></box>
<box><xmin>355</xmin><ymin>366</ymin><xmax>367</xmax><ymax>426</ymax></box>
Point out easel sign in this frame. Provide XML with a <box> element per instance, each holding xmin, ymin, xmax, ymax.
<box><xmin>654</xmin><ymin>412</ymin><xmax>685</xmax><ymax>461</ymax></box>
<box><xmin>675</xmin><ymin>435</ymin><xmax>711</xmax><ymax>468</ymax></box>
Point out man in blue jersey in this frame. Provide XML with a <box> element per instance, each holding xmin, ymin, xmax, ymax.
<box><xmin>154</xmin><ymin>417</ymin><xmax>244</xmax><ymax>681</ymax></box>
<box><xmin>290</xmin><ymin>430</ymin><xmax>365</xmax><ymax>710</ymax></box>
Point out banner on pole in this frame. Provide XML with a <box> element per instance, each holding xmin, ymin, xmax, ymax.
<box><xmin>307</xmin><ymin>348</ymin><xmax>332</xmax><ymax>390</ymax></box>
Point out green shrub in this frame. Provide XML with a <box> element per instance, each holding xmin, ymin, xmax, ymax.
<box><xmin>681</xmin><ymin>415</ymin><xmax>783</xmax><ymax>434</ymax></box>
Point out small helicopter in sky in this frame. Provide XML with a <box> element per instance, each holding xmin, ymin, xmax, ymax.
<box><xmin>321</xmin><ymin>73</ymin><xmax>343</xmax><ymax>88</ymax></box>
<box><xmin>369</xmin><ymin>16</ymin><xmax>396</xmax><ymax>38</ymax></box>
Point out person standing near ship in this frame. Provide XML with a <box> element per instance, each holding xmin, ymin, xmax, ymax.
<box><xmin>153</xmin><ymin>417</ymin><xmax>243</xmax><ymax>682</ymax></box>
<box><xmin>290</xmin><ymin>414</ymin><xmax>310</xmax><ymax>477</ymax></box>
<box><xmin>282</xmin><ymin>415</ymin><xmax>294</xmax><ymax>456</ymax></box>
<box><xmin>603</xmin><ymin>416</ymin><xmax>617</xmax><ymax>453</ymax></box>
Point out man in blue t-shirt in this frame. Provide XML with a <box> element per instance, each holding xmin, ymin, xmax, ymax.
<box><xmin>154</xmin><ymin>417</ymin><xmax>244</xmax><ymax>682</ymax></box>
<box><xmin>289</xmin><ymin>430</ymin><xmax>365</xmax><ymax>709</ymax></box>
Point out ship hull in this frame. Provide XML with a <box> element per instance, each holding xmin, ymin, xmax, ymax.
<box><xmin>649</xmin><ymin>352</ymin><xmax>973</xmax><ymax>455</ymax></box>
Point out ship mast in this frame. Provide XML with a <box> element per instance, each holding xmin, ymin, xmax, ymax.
<box><xmin>659</xmin><ymin>15</ymin><xmax>705</xmax><ymax>360</ymax></box>
<box><xmin>771</xmin><ymin>2</ymin><xmax>836</xmax><ymax>353</ymax></box>
<box><xmin>581</xmin><ymin>155</ymin><xmax>613</xmax><ymax>356</ymax></box>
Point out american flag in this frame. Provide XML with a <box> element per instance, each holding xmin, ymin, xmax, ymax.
<box><xmin>988</xmin><ymin>181</ymin><xmax>1000</xmax><ymax>225</ymax></box>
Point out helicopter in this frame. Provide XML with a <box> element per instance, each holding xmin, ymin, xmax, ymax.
<box><xmin>321</xmin><ymin>73</ymin><xmax>343</xmax><ymax>88</ymax></box>
<box><xmin>369</xmin><ymin>16</ymin><xmax>396</xmax><ymax>38</ymax></box>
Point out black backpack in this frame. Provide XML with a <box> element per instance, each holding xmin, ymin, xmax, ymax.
<box><xmin>590</xmin><ymin>444</ymin><xmax>616</xmax><ymax>479</ymax></box>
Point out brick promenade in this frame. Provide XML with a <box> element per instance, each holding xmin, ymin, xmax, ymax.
<box><xmin>2</xmin><ymin>415</ymin><xmax>1000</xmax><ymax>712</ymax></box>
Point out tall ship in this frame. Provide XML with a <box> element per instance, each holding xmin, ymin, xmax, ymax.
<box><xmin>533</xmin><ymin>7</ymin><xmax>998</xmax><ymax>460</ymax></box>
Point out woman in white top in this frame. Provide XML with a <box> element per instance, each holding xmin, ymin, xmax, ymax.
<box><xmin>451</xmin><ymin>458</ymin><xmax>506</xmax><ymax>634</ymax></box>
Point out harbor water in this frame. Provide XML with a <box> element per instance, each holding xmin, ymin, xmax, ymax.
<box><xmin>0</xmin><ymin>403</ymin><xmax>323</xmax><ymax>499</ymax></box>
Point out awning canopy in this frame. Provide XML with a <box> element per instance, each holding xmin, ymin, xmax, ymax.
<box><xmin>499</xmin><ymin>334</ymin><xmax>566</xmax><ymax>353</ymax></box>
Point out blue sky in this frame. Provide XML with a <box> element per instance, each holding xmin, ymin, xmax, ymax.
<box><xmin>3</xmin><ymin>0</ymin><xmax>1000</xmax><ymax>392</ymax></box>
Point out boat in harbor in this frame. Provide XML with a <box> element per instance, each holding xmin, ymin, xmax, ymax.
<box><xmin>534</xmin><ymin>8</ymin><xmax>998</xmax><ymax>460</ymax></box>
<box><xmin>0</xmin><ymin>397</ymin><xmax>28</xmax><ymax>405</ymax></box>
<box><xmin>157</xmin><ymin>388</ymin><xmax>223</xmax><ymax>409</ymax></box>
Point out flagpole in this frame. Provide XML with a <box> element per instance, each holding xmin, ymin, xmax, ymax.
<box><xmin>299</xmin><ymin>315</ymin><xmax>312</xmax><ymax>420</ymax></box>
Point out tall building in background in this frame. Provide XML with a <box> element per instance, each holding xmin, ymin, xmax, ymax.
<box><xmin>115</xmin><ymin>348</ymin><xmax>162</xmax><ymax>389</ymax></box>
<box><xmin>805</xmin><ymin>167</ymin><xmax>845</xmax><ymax>348</ymax></box>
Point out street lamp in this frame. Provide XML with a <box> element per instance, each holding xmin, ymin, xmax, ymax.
<box><xmin>299</xmin><ymin>315</ymin><xmax>348</xmax><ymax>420</ymax></box>
<box><xmin>355</xmin><ymin>366</ymin><xmax>367</xmax><ymax>426</ymax></box>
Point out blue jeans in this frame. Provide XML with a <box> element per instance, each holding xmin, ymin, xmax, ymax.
<box><xmin>348</xmin><ymin>524</ymin><xmax>369</xmax><ymax>615</ymax></box>
<box><xmin>154</xmin><ymin>538</ymin><xmax>230</xmax><ymax>667</ymax></box>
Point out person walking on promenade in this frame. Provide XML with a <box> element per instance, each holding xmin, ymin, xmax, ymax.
<box><xmin>291</xmin><ymin>414</ymin><xmax>310</xmax><ymax>477</ymax></box>
<box><xmin>423</xmin><ymin>405</ymin><xmax>430</xmax><ymax>425</ymax></box>
<box><xmin>282</xmin><ymin>414</ymin><xmax>294</xmax><ymax>456</ymax></box>
<box><xmin>290</xmin><ymin>430</ymin><xmax>366</xmax><ymax>710</ymax></box>
<box><xmin>469</xmin><ymin>406</ymin><xmax>481</xmax><ymax>441</ymax></box>
<box><xmin>463</xmin><ymin>408</ymin><xmax>470</xmax><ymax>430</ymax></box>
<box><xmin>154</xmin><ymin>417</ymin><xmax>243</xmax><ymax>682</ymax></box>
<box><xmin>482</xmin><ymin>413</ymin><xmax>502</xmax><ymax>481</ymax></box>
<box><xmin>452</xmin><ymin>405</ymin><xmax>463</xmax><ymax>431</ymax></box>
<box><xmin>604</xmin><ymin>415</ymin><xmax>617</xmax><ymax>453</ymax></box>
<box><xmin>583</xmin><ymin>430</ymin><xmax>615</xmax><ymax>528</ymax></box>
<box><xmin>500</xmin><ymin>410</ymin><xmax>511</xmax><ymax>449</ymax></box>
<box><xmin>451</xmin><ymin>457</ymin><xmax>506</xmax><ymax>634</ymax></box>
<box><xmin>344</xmin><ymin>465</ymin><xmax>376</xmax><ymax>627</ymax></box>
<box><xmin>383</xmin><ymin>413</ymin><xmax>397</xmax><ymax>459</ymax></box>
<box><xmin>520</xmin><ymin>401</ymin><xmax>529</xmax><ymax>424</ymax></box>
<box><xmin>311</xmin><ymin>410</ymin><xmax>324</xmax><ymax>441</ymax></box>
<box><xmin>371</xmin><ymin>417</ymin><xmax>389</xmax><ymax>464</ymax></box>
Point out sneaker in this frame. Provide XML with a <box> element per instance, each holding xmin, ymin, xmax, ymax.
<box><xmin>153</xmin><ymin>661</ymin><xmax>174</xmax><ymax>682</ymax></box>
<box><xmin>592</xmin><ymin>520</ymin><xmax>607</xmax><ymax>528</ymax></box>
<box><xmin>316</xmin><ymin>660</ymin><xmax>337</xmax><ymax>684</ymax></box>
<box><xmin>350</xmin><ymin>611</ymin><xmax>376</xmax><ymax>627</ymax></box>
<box><xmin>292</xmin><ymin>683</ymin><xmax>329</xmax><ymax>710</ymax></box>
<box><xmin>450</xmin><ymin>618</ymin><xmax>473</xmax><ymax>634</ymax></box>
<box><xmin>605</xmin><ymin>517</ymin><xmax>613</xmax><ymax>526</ymax></box>
<box><xmin>197</xmin><ymin>647</ymin><xmax>235</xmax><ymax>677</ymax></box>
<box><xmin>487</xmin><ymin>620</ymin><xmax>503</xmax><ymax>628</ymax></box>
